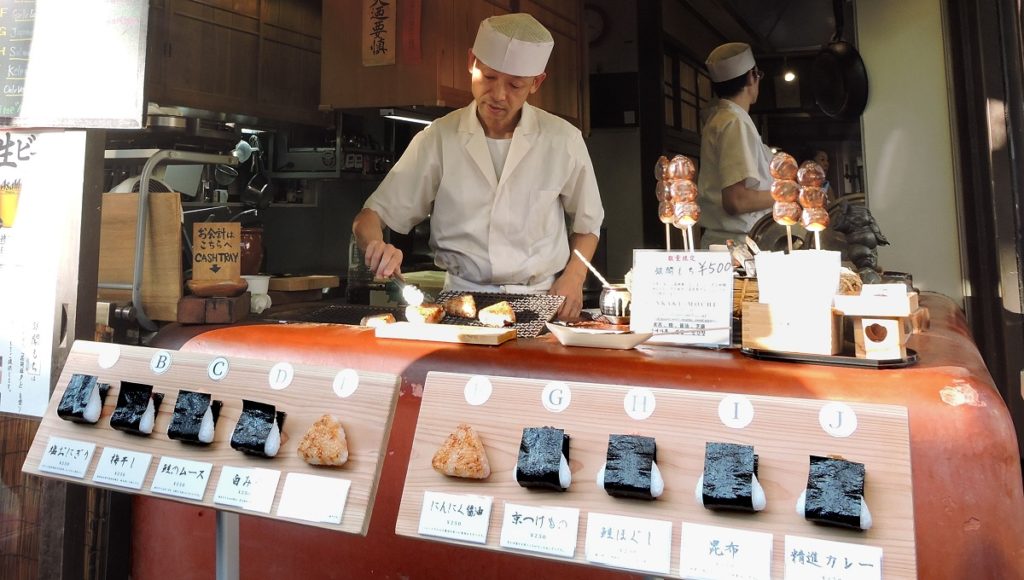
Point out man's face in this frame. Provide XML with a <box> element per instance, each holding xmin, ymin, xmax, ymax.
<box><xmin>469</xmin><ymin>54</ymin><xmax>546</xmax><ymax>129</ymax></box>
<box><xmin>813</xmin><ymin>151</ymin><xmax>830</xmax><ymax>173</ymax></box>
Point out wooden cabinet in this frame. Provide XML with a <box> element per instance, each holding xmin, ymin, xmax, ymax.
<box><xmin>147</xmin><ymin>0</ymin><xmax>325</xmax><ymax>126</ymax></box>
<box><xmin>320</xmin><ymin>0</ymin><xmax>585</xmax><ymax>127</ymax></box>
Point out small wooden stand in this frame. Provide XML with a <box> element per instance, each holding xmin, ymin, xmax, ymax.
<box><xmin>23</xmin><ymin>341</ymin><xmax>400</xmax><ymax>535</ymax></box>
<box><xmin>741</xmin><ymin>302</ymin><xmax>843</xmax><ymax>355</ymax></box>
<box><xmin>396</xmin><ymin>372</ymin><xmax>916</xmax><ymax>578</ymax></box>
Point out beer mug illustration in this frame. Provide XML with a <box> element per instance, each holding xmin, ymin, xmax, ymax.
<box><xmin>0</xmin><ymin>179</ymin><xmax>20</xmax><ymax>228</ymax></box>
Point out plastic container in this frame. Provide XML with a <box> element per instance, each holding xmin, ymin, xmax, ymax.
<box><xmin>242</xmin><ymin>274</ymin><xmax>270</xmax><ymax>295</ymax></box>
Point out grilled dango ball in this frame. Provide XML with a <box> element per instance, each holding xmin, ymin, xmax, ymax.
<box><xmin>654</xmin><ymin>156</ymin><xmax>670</xmax><ymax>181</ymax></box>
<box><xmin>770</xmin><ymin>152</ymin><xmax>798</xmax><ymax>181</ymax></box>
<box><xmin>798</xmin><ymin>186</ymin><xmax>827</xmax><ymax>209</ymax></box>
<box><xmin>655</xmin><ymin>180</ymin><xmax>672</xmax><ymax>201</ymax></box>
<box><xmin>670</xmin><ymin>180</ymin><xmax>698</xmax><ymax>203</ymax></box>
<box><xmin>771</xmin><ymin>180</ymin><xmax>799</xmax><ymax>203</ymax></box>
<box><xmin>658</xmin><ymin>201</ymin><xmax>675</xmax><ymax>224</ymax></box>
<box><xmin>673</xmin><ymin>201</ymin><xmax>701</xmax><ymax>227</ymax></box>
<box><xmin>667</xmin><ymin>155</ymin><xmax>697</xmax><ymax>181</ymax></box>
<box><xmin>773</xmin><ymin>201</ymin><xmax>801</xmax><ymax>226</ymax></box>
<box><xmin>797</xmin><ymin>161</ymin><xmax>826</xmax><ymax>187</ymax></box>
<box><xmin>801</xmin><ymin>207</ymin><xmax>830</xmax><ymax>231</ymax></box>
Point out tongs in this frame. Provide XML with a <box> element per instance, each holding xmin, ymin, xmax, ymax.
<box><xmin>385</xmin><ymin>277</ymin><xmax>435</xmax><ymax>305</ymax></box>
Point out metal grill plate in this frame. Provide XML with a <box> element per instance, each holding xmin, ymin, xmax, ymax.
<box><xmin>435</xmin><ymin>291</ymin><xmax>564</xmax><ymax>338</ymax></box>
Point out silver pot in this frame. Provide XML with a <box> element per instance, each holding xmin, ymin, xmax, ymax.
<box><xmin>600</xmin><ymin>284</ymin><xmax>631</xmax><ymax>324</ymax></box>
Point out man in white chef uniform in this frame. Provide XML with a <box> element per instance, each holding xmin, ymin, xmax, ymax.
<box><xmin>352</xmin><ymin>13</ymin><xmax>605</xmax><ymax>320</ymax></box>
<box><xmin>697</xmin><ymin>42</ymin><xmax>773</xmax><ymax>248</ymax></box>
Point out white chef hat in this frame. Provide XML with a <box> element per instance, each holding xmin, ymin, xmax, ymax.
<box><xmin>706</xmin><ymin>42</ymin><xmax>756</xmax><ymax>82</ymax></box>
<box><xmin>472</xmin><ymin>13</ymin><xmax>554</xmax><ymax>77</ymax></box>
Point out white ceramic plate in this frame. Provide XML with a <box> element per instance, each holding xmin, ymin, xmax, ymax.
<box><xmin>545</xmin><ymin>322</ymin><xmax>653</xmax><ymax>350</ymax></box>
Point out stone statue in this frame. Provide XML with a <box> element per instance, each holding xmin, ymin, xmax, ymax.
<box><xmin>831</xmin><ymin>200</ymin><xmax>889</xmax><ymax>284</ymax></box>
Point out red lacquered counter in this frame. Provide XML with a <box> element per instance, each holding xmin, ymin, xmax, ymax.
<box><xmin>134</xmin><ymin>293</ymin><xmax>1024</xmax><ymax>579</ymax></box>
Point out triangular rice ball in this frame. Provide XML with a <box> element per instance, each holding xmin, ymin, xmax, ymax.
<box><xmin>432</xmin><ymin>423</ymin><xmax>491</xmax><ymax>479</ymax></box>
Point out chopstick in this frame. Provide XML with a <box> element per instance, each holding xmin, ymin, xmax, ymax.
<box><xmin>573</xmin><ymin>249</ymin><xmax>611</xmax><ymax>288</ymax></box>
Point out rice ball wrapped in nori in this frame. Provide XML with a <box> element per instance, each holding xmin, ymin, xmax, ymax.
<box><xmin>695</xmin><ymin>442</ymin><xmax>766</xmax><ymax>512</ymax></box>
<box><xmin>109</xmin><ymin>382</ymin><xmax>164</xmax><ymax>436</ymax></box>
<box><xmin>57</xmin><ymin>373</ymin><xmax>110</xmax><ymax>424</ymax></box>
<box><xmin>795</xmin><ymin>455</ymin><xmax>872</xmax><ymax>531</ymax></box>
<box><xmin>514</xmin><ymin>427</ymin><xmax>571</xmax><ymax>491</ymax></box>
<box><xmin>230</xmin><ymin>400</ymin><xmax>286</xmax><ymax>458</ymax></box>
<box><xmin>167</xmin><ymin>390</ymin><xmax>223</xmax><ymax>445</ymax></box>
<box><xmin>596</xmin><ymin>434</ymin><xmax>664</xmax><ymax>500</ymax></box>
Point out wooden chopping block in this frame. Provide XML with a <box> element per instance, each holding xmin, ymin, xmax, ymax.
<box><xmin>375</xmin><ymin>322</ymin><xmax>515</xmax><ymax>345</ymax></box>
<box><xmin>177</xmin><ymin>293</ymin><xmax>251</xmax><ymax>324</ymax></box>
<box><xmin>269</xmin><ymin>275</ymin><xmax>340</xmax><ymax>292</ymax></box>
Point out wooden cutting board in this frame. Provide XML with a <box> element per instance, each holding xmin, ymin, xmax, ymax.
<box><xmin>269</xmin><ymin>275</ymin><xmax>340</xmax><ymax>291</ymax></box>
<box><xmin>374</xmin><ymin>322</ymin><xmax>515</xmax><ymax>345</ymax></box>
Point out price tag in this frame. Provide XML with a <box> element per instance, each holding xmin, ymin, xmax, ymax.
<box><xmin>92</xmin><ymin>447</ymin><xmax>152</xmax><ymax>490</ymax></box>
<box><xmin>784</xmin><ymin>535</ymin><xmax>882</xmax><ymax>580</ymax></box>
<box><xmin>499</xmin><ymin>502</ymin><xmax>579</xmax><ymax>558</ymax></box>
<box><xmin>584</xmin><ymin>512</ymin><xmax>673</xmax><ymax>575</ymax></box>
<box><xmin>38</xmin><ymin>436</ymin><xmax>95</xmax><ymax>478</ymax></box>
<box><xmin>629</xmin><ymin>249</ymin><xmax>734</xmax><ymax>347</ymax></box>
<box><xmin>418</xmin><ymin>491</ymin><xmax>492</xmax><ymax>544</ymax></box>
<box><xmin>150</xmin><ymin>457</ymin><xmax>214</xmax><ymax>501</ymax></box>
<box><xmin>679</xmin><ymin>522</ymin><xmax>773</xmax><ymax>580</ymax></box>
<box><xmin>213</xmin><ymin>466</ymin><xmax>282</xmax><ymax>514</ymax></box>
<box><xmin>276</xmin><ymin>473</ymin><xmax>352</xmax><ymax>525</ymax></box>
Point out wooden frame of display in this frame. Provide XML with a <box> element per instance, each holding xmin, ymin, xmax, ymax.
<box><xmin>23</xmin><ymin>341</ymin><xmax>400</xmax><ymax>535</ymax></box>
<box><xmin>396</xmin><ymin>371</ymin><xmax>916</xmax><ymax>578</ymax></box>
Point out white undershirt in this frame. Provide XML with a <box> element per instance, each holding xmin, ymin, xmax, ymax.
<box><xmin>485</xmin><ymin>137</ymin><xmax>512</xmax><ymax>181</ymax></box>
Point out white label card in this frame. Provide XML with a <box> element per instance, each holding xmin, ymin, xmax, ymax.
<box><xmin>213</xmin><ymin>466</ymin><xmax>282</xmax><ymax>514</ymax></box>
<box><xmin>92</xmin><ymin>447</ymin><xmax>152</xmax><ymax>490</ymax></box>
<box><xmin>276</xmin><ymin>473</ymin><xmax>351</xmax><ymax>525</ymax></box>
<box><xmin>499</xmin><ymin>502</ymin><xmax>580</xmax><ymax>558</ymax></box>
<box><xmin>150</xmin><ymin>456</ymin><xmax>214</xmax><ymax>501</ymax></box>
<box><xmin>680</xmin><ymin>522</ymin><xmax>773</xmax><ymax>580</ymax></box>
<box><xmin>630</xmin><ymin>250</ymin><xmax>734</xmax><ymax>346</ymax></box>
<box><xmin>584</xmin><ymin>512</ymin><xmax>673</xmax><ymax>575</ymax></box>
<box><xmin>418</xmin><ymin>491</ymin><xmax>493</xmax><ymax>544</ymax></box>
<box><xmin>783</xmin><ymin>535</ymin><xmax>882</xmax><ymax>580</ymax></box>
<box><xmin>38</xmin><ymin>436</ymin><xmax>95</xmax><ymax>478</ymax></box>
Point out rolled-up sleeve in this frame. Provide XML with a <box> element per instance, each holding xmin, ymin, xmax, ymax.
<box><xmin>363</xmin><ymin>128</ymin><xmax>442</xmax><ymax>235</ymax></box>
<box><xmin>561</xmin><ymin>132</ymin><xmax>605</xmax><ymax>237</ymax></box>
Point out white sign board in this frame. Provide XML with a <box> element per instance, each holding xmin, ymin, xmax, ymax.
<box><xmin>630</xmin><ymin>250</ymin><xmax>734</xmax><ymax>346</ymax></box>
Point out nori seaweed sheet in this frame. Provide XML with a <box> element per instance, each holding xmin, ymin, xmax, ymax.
<box><xmin>230</xmin><ymin>400</ymin><xmax>287</xmax><ymax>457</ymax></box>
<box><xmin>603</xmin><ymin>434</ymin><xmax>657</xmax><ymax>500</ymax></box>
<box><xmin>515</xmin><ymin>427</ymin><xmax>570</xmax><ymax>491</ymax></box>
<box><xmin>702</xmin><ymin>442</ymin><xmax>758</xmax><ymax>511</ymax></box>
<box><xmin>167</xmin><ymin>390</ymin><xmax>222</xmax><ymax>444</ymax></box>
<box><xmin>56</xmin><ymin>373</ymin><xmax>110</xmax><ymax>423</ymax></box>
<box><xmin>109</xmin><ymin>382</ymin><xmax>163</xmax><ymax>435</ymax></box>
<box><xmin>804</xmin><ymin>455</ymin><xmax>866</xmax><ymax>530</ymax></box>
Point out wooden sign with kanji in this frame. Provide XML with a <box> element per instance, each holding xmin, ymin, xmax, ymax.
<box><xmin>192</xmin><ymin>222</ymin><xmax>240</xmax><ymax>281</ymax></box>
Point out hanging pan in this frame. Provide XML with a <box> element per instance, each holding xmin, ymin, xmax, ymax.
<box><xmin>812</xmin><ymin>0</ymin><xmax>869</xmax><ymax>120</ymax></box>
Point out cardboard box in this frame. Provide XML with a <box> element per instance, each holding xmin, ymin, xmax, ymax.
<box><xmin>742</xmin><ymin>302</ymin><xmax>843</xmax><ymax>355</ymax></box>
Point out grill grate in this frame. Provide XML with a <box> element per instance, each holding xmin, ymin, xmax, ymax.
<box><xmin>276</xmin><ymin>304</ymin><xmax>405</xmax><ymax>326</ymax></box>
<box><xmin>434</xmin><ymin>291</ymin><xmax>564</xmax><ymax>338</ymax></box>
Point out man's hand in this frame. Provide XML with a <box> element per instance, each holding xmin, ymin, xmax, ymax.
<box><xmin>363</xmin><ymin>239</ymin><xmax>404</xmax><ymax>279</ymax></box>
<box><xmin>549</xmin><ymin>271</ymin><xmax>585</xmax><ymax>321</ymax></box>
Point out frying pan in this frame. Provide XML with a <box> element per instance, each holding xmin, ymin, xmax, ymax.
<box><xmin>812</xmin><ymin>0</ymin><xmax>868</xmax><ymax>120</ymax></box>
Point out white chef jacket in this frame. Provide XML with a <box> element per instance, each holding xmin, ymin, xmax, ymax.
<box><xmin>364</xmin><ymin>101</ymin><xmax>605</xmax><ymax>292</ymax></box>
<box><xmin>697</xmin><ymin>99</ymin><xmax>772</xmax><ymax>247</ymax></box>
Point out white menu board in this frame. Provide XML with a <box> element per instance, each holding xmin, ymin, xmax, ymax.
<box><xmin>630</xmin><ymin>250</ymin><xmax>734</xmax><ymax>346</ymax></box>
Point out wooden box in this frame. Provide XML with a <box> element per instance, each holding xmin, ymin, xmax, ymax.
<box><xmin>742</xmin><ymin>302</ymin><xmax>843</xmax><ymax>355</ymax></box>
<box><xmin>853</xmin><ymin>316</ymin><xmax>911</xmax><ymax>360</ymax></box>
<box><xmin>177</xmin><ymin>294</ymin><xmax>251</xmax><ymax>324</ymax></box>
<box><xmin>97</xmin><ymin>192</ymin><xmax>183</xmax><ymax>321</ymax></box>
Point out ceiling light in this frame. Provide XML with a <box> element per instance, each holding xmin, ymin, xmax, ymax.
<box><xmin>784</xmin><ymin>71</ymin><xmax>797</xmax><ymax>82</ymax></box>
<box><xmin>380</xmin><ymin>108</ymin><xmax>433</xmax><ymax>126</ymax></box>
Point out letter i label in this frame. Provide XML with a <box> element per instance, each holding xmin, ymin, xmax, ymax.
<box><xmin>718</xmin><ymin>394</ymin><xmax>754</xmax><ymax>428</ymax></box>
<box><xmin>464</xmin><ymin>376</ymin><xmax>493</xmax><ymax>406</ymax></box>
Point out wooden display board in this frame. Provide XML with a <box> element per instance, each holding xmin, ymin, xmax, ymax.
<box><xmin>397</xmin><ymin>372</ymin><xmax>916</xmax><ymax>578</ymax></box>
<box><xmin>23</xmin><ymin>341</ymin><xmax>400</xmax><ymax>535</ymax></box>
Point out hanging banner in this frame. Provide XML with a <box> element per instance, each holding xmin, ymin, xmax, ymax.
<box><xmin>0</xmin><ymin>130</ymin><xmax>88</xmax><ymax>416</ymax></box>
<box><xmin>362</xmin><ymin>0</ymin><xmax>396</xmax><ymax>66</ymax></box>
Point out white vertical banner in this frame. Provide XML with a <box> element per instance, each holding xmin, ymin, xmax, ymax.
<box><xmin>0</xmin><ymin>129</ymin><xmax>88</xmax><ymax>416</ymax></box>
